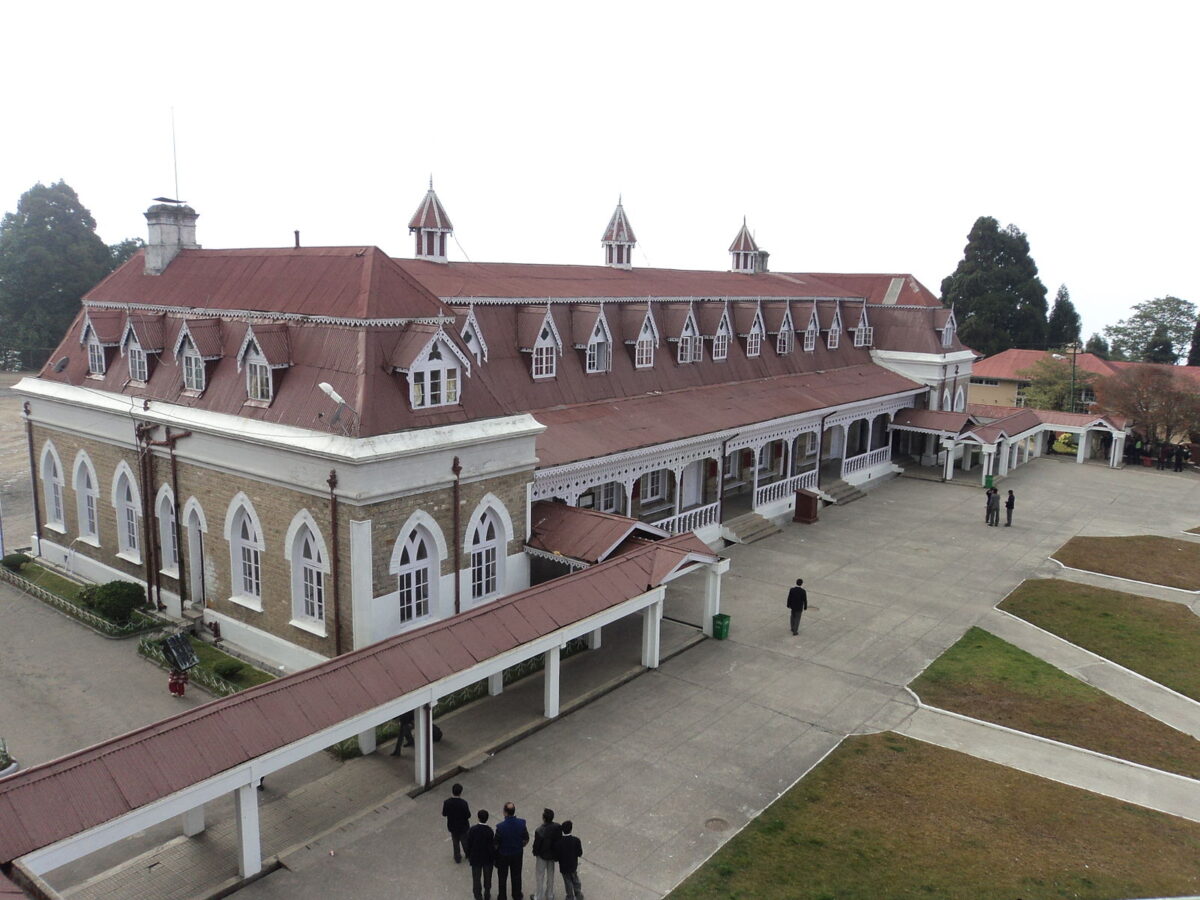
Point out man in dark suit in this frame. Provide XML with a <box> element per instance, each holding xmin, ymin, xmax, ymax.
<box><xmin>442</xmin><ymin>782</ymin><xmax>471</xmax><ymax>863</ymax></box>
<box><xmin>465</xmin><ymin>809</ymin><xmax>496</xmax><ymax>900</ymax></box>
<box><xmin>787</xmin><ymin>578</ymin><xmax>808</xmax><ymax>635</ymax></box>
<box><xmin>494</xmin><ymin>801</ymin><xmax>529</xmax><ymax>900</ymax></box>
<box><xmin>556</xmin><ymin>820</ymin><xmax>584</xmax><ymax>900</ymax></box>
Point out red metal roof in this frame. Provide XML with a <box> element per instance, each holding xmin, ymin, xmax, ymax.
<box><xmin>527</xmin><ymin>501</ymin><xmax>669</xmax><ymax>564</ymax></box>
<box><xmin>601</xmin><ymin>202</ymin><xmax>636</xmax><ymax>244</ymax></box>
<box><xmin>408</xmin><ymin>188</ymin><xmax>453</xmax><ymax>231</ymax></box>
<box><xmin>0</xmin><ymin>536</ymin><xmax>713</xmax><ymax>867</ymax></box>
<box><xmin>247</xmin><ymin>324</ymin><xmax>291</xmax><ymax>367</ymax></box>
<box><xmin>891</xmin><ymin>408</ymin><xmax>974</xmax><ymax>435</ymax></box>
<box><xmin>124</xmin><ymin>314</ymin><xmax>166</xmax><ymax>352</ymax></box>
<box><xmin>728</xmin><ymin>221</ymin><xmax>759</xmax><ymax>253</ymax></box>
<box><xmin>972</xmin><ymin>349</ymin><xmax>1119</xmax><ymax>381</ymax></box>
<box><xmin>82</xmin><ymin>310</ymin><xmax>122</xmax><ymax>344</ymax></box>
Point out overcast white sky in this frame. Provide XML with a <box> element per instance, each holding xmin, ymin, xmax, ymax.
<box><xmin>4</xmin><ymin>1</ymin><xmax>1197</xmax><ymax>340</ymax></box>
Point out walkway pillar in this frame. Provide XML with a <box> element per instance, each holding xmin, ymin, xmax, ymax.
<box><xmin>1077</xmin><ymin>430</ymin><xmax>1090</xmax><ymax>464</ymax></box>
<box><xmin>488</xmin><ymin>672</ymin><xmax>504</xmax><ymax>696</ymax></box>
<box><xmin>641</xmin><ymin>591</ymin><xmax>664</xmax><ymax>668</ymax></box>
<box><xmin>981</xmin><ymin>449</ymin><xmax>994</xmax><ymax>485</ymax></box>
<box><xmin>1111</xmin><ymin>434</ymin><xmax>1126</xmax><ymax>467</ymax></box>
<box><xmin>544</xmin><ymin>647</ymin><xmax>561</xmax><ymax>719</ymax></box>
<box><xmin>587</xmin><ymin>627</ymin><xmax>602</xmax><ymax>650</ymax></box>
<box><xmin>180</xmin><ymin>804</ymin><xmax>205</xmax><ymax>837</ymax></box>
<box><xmin>233</xmin><ymin>782</ymin><xmax>262</xmax><ymax>878</ymax></box>
<box><xmin>357</xmin><ymin>727</ymin><xmax>377</xmax><ymax>756</ymax></box>
<box><xmin>702</xmin><ymin>557</ymin><xmax>731</xmax><ymax>636</ymax></box>
<box><xmin>414</xmin><ymin>703</ymin><xmax>432</xmax><ymax>787</ymax></box>
<box><xmin>349</xmin><ymin>519</ymin><xmax>374</xmax><ymax>648</ymax></box>
<box><xmin>942</xmin><ymin>439</ymin><xmax>956</xmax><ymax>481</ymax></box>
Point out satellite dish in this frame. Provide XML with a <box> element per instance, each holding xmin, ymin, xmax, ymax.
<box><xmin>152</xmin><ymin>196</ymin><xmax>187</xmax><ymax>204</ymax></box>
<box><xmin>52</xmin><ymin>357</ymin><xmax>69</xmax><ymax>373</ymax></box>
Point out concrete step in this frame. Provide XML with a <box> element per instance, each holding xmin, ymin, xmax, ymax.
<box><xmin>722</xmin><ymin>512</ymin><xmax>782</xmax><ymax>544</ymax></box>
<box><xmin>823</xmin><ymin>478</ymin><xmax>866</xmax><ymax>505</ymax></box>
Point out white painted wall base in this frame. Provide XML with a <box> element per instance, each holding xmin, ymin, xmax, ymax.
<box><xmin>203</xmin><ymin>610</ymin><xmax>327</xmax><ymax>674</ymax></box>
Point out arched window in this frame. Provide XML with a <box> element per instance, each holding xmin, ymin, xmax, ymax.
<box><xmin>40</xmin><ymin>443</ymin><xmax>65</xmax><ymax>531</ymax></box>
<box><xmin>954</xmin><ymin>386</ymin><xmax>966</xmax><ymax>412</ymax></box>
<box><xmin>229</xmin><ymin>502</ymin><xmax>264</xmax><ymax>605</ymax></box>
<box><xmin>942</xmin><ymin>389</ymin><xmax>952</xmax><ymax>411</ymax></box>
<box><xmin>469</xmin><ymin>509</ymin><xmax>503</xmax><ymax>602</ymax></box>
<box><xmin>113</xmin><ymin>466</ymin><xmax>141</xmax><ymax>559</ymax></box>
<box><xmin>635</xmin><ymin>318</ymin><xmax>656</xmax><ymax>368</ymax></box>
<box><xmin>157</xmin><ymin>489</ymin><xmax>179</xmax><ymax>573</ymax></box>
<box><xmin>396</xmin><ymin>528</ymin><xmax>434</xmax><ymax>623</ymax></box>
<box><xmin>73</xmin><ymin>454</ymin><xmax>99</xmax><ymax>542</ymax></box>
<box><xmin>712</xmin><ymin>317</ymin><xmax>731</xmax><ymax>361</ymax></box>
<box><xmin>291</xmin><ymin>524</ymin><xmax>325</xmax><ymax>625</ymax></box>
<box><xmin>745</xmin><ymin>321</ymin><xmax>763</xmax><ymax>358</ymax></box>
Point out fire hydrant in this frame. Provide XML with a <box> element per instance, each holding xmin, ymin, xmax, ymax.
<box><xmin>168</xmin><ymin>669</ymin><xmax>189</xmax><ymax>697</ymax></box>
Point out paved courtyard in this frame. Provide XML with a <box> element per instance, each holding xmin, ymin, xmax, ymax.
<box><xmin>27</xmin><ymin>456</ymin><xmax>1200</xmax><ymax>899</ymax></box>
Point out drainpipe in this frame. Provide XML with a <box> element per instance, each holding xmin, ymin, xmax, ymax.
<box><xmin>451</xmin><ymin>456</ymin><xmax>462</xmax><ymax>615</ymax></box>
<box><xmin>148</xmin><ymin>429</ymin><xmax>193</xmax><ymax>608</ymax></box>
<box><xmin>815</xmin><ymin>413</ymin><xmax>830</xmax><ymax>493</ymax></box>
<box><xmin>327</xmin><ymin>470</ymin><xmax>342</xmax><ymax>656</ymax></box>
<box><xmin>134</xmin><ymin>423</ymin><xmax>158</xmax><ymax>609</ymax></box>
<box><xmin>23</xmin><ymin>402</ymin><xmax>42</xmax><ymax>550</ymax></box>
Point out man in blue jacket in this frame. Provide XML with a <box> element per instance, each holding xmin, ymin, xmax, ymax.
<box><xmin>494</xmin><ymin>801</ymin><xmax>529</xmax><ymax>900</ymax></box>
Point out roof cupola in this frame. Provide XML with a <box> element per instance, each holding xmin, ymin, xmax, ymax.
<box><xmin>144</xmin><ymin>200</ymin><xmax>199</xmax><ymax>275</ymax></box>
<box><xmin>601</xmin><ymin>197</ymin><xmax>636</xmax><ymax>269</ymax></box>
<box><xmin>729</xmin><ymin>218</ymin><xmax>768</xmax><ymax>274</ymax></box>
<box><xmin>408</xmin><ymin>180</ymin><xmax>454</xmax><ymax>263</ymax></box>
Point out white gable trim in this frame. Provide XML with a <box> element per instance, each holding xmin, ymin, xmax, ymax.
<box><xmin>283</xmin><ymin>508</ymin><xmax>330</xmax><ymax>565</ymax></box>
<box><xmin>459</xmin><ymin>305</ymin><xmax>489</xmax><ymax>363</ymax></box>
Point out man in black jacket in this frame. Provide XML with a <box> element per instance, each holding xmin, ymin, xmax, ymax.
<box><xmin>465</xmin><ymin>809</ymin><xmax>496</xmax><ymax>900</ymax></box>
<box><xmin>442</xmin><ymin>783</ymin><xmax>471</xmax><ymax>863</ymax></box>
<box><xmin>556</xmin><ymin>820</ymin><xmax>584</xmax><ymax>900</ymax></box>
<box><xmin>494</xmin><ymin>801</ymin><xmax>529</xmax><ymax>900</ymax></box>
<box><xmin>786</xmin><ymin>578</ymin><xmax>808</xmax><ymax>635</ymax></box>
<box><xmin>532</xmin><ymin>807</ymin><xmax>563</xmax><ymax>900</ymax></box>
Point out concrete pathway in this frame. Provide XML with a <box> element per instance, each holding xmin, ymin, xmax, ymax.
<box><xmin>36</xmin><ymin>458</ymin><xmax>1200</xmax><ymax>899</ymax></box>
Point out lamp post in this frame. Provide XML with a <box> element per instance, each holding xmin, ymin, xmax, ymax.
<box><xmin>1066</xmin><ymin>341</ymin><xmax>1080</xmax><ymax>414</ymax></box>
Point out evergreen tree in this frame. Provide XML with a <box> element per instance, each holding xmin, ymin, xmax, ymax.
<box><xmin>940</xmin><ymin>217</ymin><xmax>1048</xmax><ymax>357</ymax></box>
<box><xmin>1103</xmin><ymin>296</ymin><xmax>1196</xmax><ymax>364</ymax></box>
<box><xmin>1143</xmin><ymin>324</ymin><xmax>1176</xmax><ymax>365</ymax></box>
<box><xmin>0</xmin><ymin>181</ymin><xmax>135</xmax><ymax>366</ymax></box>
<box><xmin>1187</xmin><ymin>317</ymin><xmax>1200</xmax><ymax>366</ymax></box>
<box><xmin>1046</xmin><ymin>284</ymin><xmax>1082</xmax><ymax>349</ymax></box>
<box><xmin>1085</xmin><ymin>333</ymin><xmax>1109</xmax><ymax>359</ymax></box>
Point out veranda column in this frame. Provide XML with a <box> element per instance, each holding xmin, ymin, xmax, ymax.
<box><xmin>414</xmin><ymin>703</ymin><xmax>432</xmax><ymax>787</ymax></box>
<box><xmin>587</xmin><ymin>627</ymin><xmax>602</xmax><ymax>650</ymax></box>
<box><xmin>1076</xmin><ymin>430</ymin><xmax>1089</xmax><ymax>463</ymax></box>
<box><xmin>181</xmin><ymin>805</ymin><xmax>205</xmax><ymax>838</ymax></box>
<box><xmin>544</xmin><ymin>646</ymin><xmax>561</xmax><ymax>719</ymax></box>
<box><xmin>702</xmin><ymin>557</ymin><xmax>731</xmax><ymax>636</ymax></box>
<box><xmin>641</xmin><ymin>589</ymin><xmax>665</xmax><ymax>668</ymax></box>
<box><xmin>1111</xmin><ymin>434</ymin><xmax>1126</xmax><ymax>467</ymax></box>
<box><xmin>488</xmin><ymin>672</ymin><xmax>504</xmax><ymax>696</ymax></box>
<box><xmin>349</xmin><ymin>519</ymin><xmax>374</xmax><ymax>648</ymax></box>
<box><xmin>234</xmin><ymin>782</ymin><xmax>262</xmax><ymax>878</ymax></box>
<box><xmin>942</xmin><ymin>439</ymin><xmax>956</xmax><ymax>481</ymax></box>
<box><xmin>981</xmin><ymin>448</ymin><xmax>994</xmax><ymax>486</ymax></box>
<box><xmin>357</xmin><ymin>726</ymin><xmax>377</xmax><ymax>756</ymax></box>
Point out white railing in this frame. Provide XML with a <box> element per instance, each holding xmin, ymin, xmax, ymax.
<box><xmin>754</xmin><ymin>469</ymin><xmax>818</xmax><ymax>507</ymax></box>
<box><xmin>651</xmin><ymin>501</ymin><xmax>720</xmax><ymax>534</ymax></box>
<box><xmin>841</xmin><ymin>446</ymin><xmax>892</xmax><ymax>477</ymax></box>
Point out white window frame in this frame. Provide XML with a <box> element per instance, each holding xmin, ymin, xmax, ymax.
<box><xmin>635</xmin><ymin>319</ymin><xmax>655</xmax><ymax>369</ymax></box>
<box><xmin>746</xmin><ymin>329</ymin><xmax>762</xmax><ymax>358</ymax></box>
<box><xmin>585</xmin><ymin>324</ymin><xmax>610</xmax><ymax>374</ymax></box>
<box><xmin>954</xmin><ymin>386</ymin><xmax>966</xmax><ymax>412</ymax></box>
<box><xmin>182</xmin><ymin>342</ymin><xmax>206</xmax><ymax>392</ymax></box>
<box><xmin>641</xmin><ymin>469</ymin><xmax>666</xmax><ymax>503</ymax></box>
<box><xmin>74</xmin><ymin>454</ymin><xmax>99</xmax><ymax>544</ymax></box>
<box><xmin>113</xmin><ymin>466</ymin><xmax>141</xmax><ymax>562</ymax></box>
<box><xmin>40</xmin><ymin>444</ymin><xmax>65</xmax><ymax>532</ymax></box>
<box><xmin>469</xmin><ymin>509</ymin><xmax>503</xmax><ymax>602</ymax></box>
<box><xmin>804</xmin><ymin>325</ymin><xmax>817</xmax><ymax>352</ymax></box>
<box><xmin>128</xmin><ymin>344</ymin><xmax>148</xmax><ymax>382</ymax></box>
<box><xmin>411</xmin><ymin>341</ymin><xmax>461</xmax><ymax>408</ymax></box>
<box><xmin>777</xmin><ymin>328</ymin><xmax>793</xmax><ymax>355</ymax></box>
<box><xmin>289</xmin><ymin>524</ymin><xmax>326</xmax><ymax>630</ymax></box>
<box><xmin>595</xmin><ymin>482</ymin><xmax>620</xmax><ymax>513</ymax></box>
<box><xmin>713</xmin><ymin>328</ymin><xmax>730</xmax><ymax>361</ymax></box>
<box><xmin>396</xmin><ymin>527</ymin><xmax>435</xmax><ymax>624</ymax></box>
<box><xmin>532</xmin><ymin>328</ymin><xmax>557</xmax><ymax>379</ymax></box>
<box><xmin>87</xmin><ymin>339</ymin><xmax>106</xmax><ymax>375</ymax></box>
<box><xmin>228</xmin><ymin>502</ymin><xmax>264</xmax><ymax>610</ymax></box>
<box><xmin>827</xmin><ymin>327</ymin><xmax>840</xmax><ymax>350</ymax></box>
<box><xmin>245</xmin><ymin>346</ymin><xmax>273</xmax><ymax>402</ymax></box>
<box><xmin>942</xmin><ymin>321</ymin><xmax>955</xmax><ymax>348</ymax></box>
<box><xmin>854</xmin><ymin>325</ymin><xmax>873</xmax><ymax>347</ymax></box>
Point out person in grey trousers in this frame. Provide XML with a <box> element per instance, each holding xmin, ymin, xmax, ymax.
<box><xmin>986</xmin><ymin>488</ymin><xmax>1001</xmax><ymax>526</ymax></box>
<box><xmin>1005</xmin><ymin>490</ymin><xmax>1015</xmax><ymax>526</ymax></box>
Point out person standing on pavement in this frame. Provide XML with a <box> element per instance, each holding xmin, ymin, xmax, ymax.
<box><xmin>556</xmin><ymin>820</ymin><xmax>584</xmax><ymax>900</ymax></box>
<box><xmin>1175</xmin><ymin>444</ymin><xmax>1187</xmax><ymax>472</ymax></box>
<box><xmin>390</xmin><ymin>710</ymin><xmax>415</xmax><ymax>757</ymax></box>
<box><xmin>442</xmin><ymin>782</ymin><xmax>472</xmax><ymax>864</ymax></box>
<box><xmin>786</xmin><ymin>578</ymin><xmax>808</xmax><ymax>635</ymax></box>
<box><xmin>494</xmin><ymin>801</ymin><xmax>529</xmax><ymax>900</ymax></box>
<box><xmin>533</xmin><ymin>807</ymin><xmax>563</xmax><ymax>900</ymax></box>
<box><xmin>1004</xmin><ymin>490</ymin><xmax>1015</xmax><ymax>527</ymax></box>
<box><xmin>465</xmin><ymin>809</ymin><xmax>496</xmax><ymax>900</ymax></box>
<box><xmin>986</xmin><ymin>487</ymin><xmax>1001</xmax><ymax>526</ymax></box>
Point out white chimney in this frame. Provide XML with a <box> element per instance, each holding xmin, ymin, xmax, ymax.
<box><xmin>144</xmin><ymin>203</ymin><xmax>200</xmax><ymax>275</ymax></box>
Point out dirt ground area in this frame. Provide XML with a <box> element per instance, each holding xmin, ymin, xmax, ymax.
<box><xmin>0</xmin><ymin>371</ymin><xmax>35</xmax><ymax>553</ymax></box>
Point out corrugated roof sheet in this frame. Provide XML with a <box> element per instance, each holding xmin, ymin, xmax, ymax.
<box><xmin>601</xmin><ymin>203</ymin><xmax>636</xmax><ymax>244</ymax></box>
<box><xmin>891</xmin><ymin>408</ymin><xmax>974</xmax><ymax>435</ymax></box>
<box><xmin>0</xmin><ymin>536</ymin><xmax>713</xmax><ymax>867</ymax></box>
<box><xmin>125</xmin><ymin>314</ymin><xmax>166</xmax><ymax>352</ymax></box>
<box><xmin>971</xmin><ymin>349</ymin><xmax>1118</xmax><ymax>381</ymax></box>
<box><xmin>408</xmin><ymin>188</ymin><xmax>453</xmax><ymax>231</ymax></box>
<box><xmin>527</xmin><ymin>501</ymin><xmax>669</xmax><ymax>564</ymax></box>
<box><xmin>728</xmin><ymin>222</ymin><xmax>759</xmax><ymax>253</ymax></box>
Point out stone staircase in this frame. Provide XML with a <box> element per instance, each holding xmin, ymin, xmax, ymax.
<box><xmin>721</xmin><ymin>511</ymin><xmax>782</xmax><ymax>544</ymax></box>
<box><xmin>822</xmin><ymin>477</ymin><xmax>867</xmax><ymax>506</ymax></box>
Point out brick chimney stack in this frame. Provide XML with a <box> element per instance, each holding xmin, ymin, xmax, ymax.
<box><xmin>144</xmin><ymin>203</ymin><xmax>200</xmax><ymax>275</ymax></box>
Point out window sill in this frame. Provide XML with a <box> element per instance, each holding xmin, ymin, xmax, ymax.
<box><xmin>116</xmin><ymin>550</ymin><xmax>142</xmax><ymax>565</ymax></box>
<box><xmin>229</xmin><ymin>593</ymin><xmax>264</xmax><ymax>613</ymax></box>
<box><xmin>181</xmin><ymin>388</ymin><xmax>205</xmax><ymax>398</ymax></box>
<box><xmin>159</xmin><ymin>565</ymin><xmax>180</xmax><ymax>580</ymax></box>
<box><xmin>44</xmin><ymin>522</ymin><xmax>67</xmax><ymax>535</ymax></box>
<box><xmin>86</xmin><ymin>373</ymin><xmax>106</xmax><ymax>381</ymax></box>
<box><xmin>289</xmin><ymin>617</ymin><xmax>326</xmax><ymax>637</ymax></box>
<box><xmin>242</xmin><ymin>399</ymin><xmax>272</xmax><ymax>409</ymax></box>
<box><xmin>76</xmin><ymin>535</ymin><xmax>100</xmax><ymax>548</ymax></box>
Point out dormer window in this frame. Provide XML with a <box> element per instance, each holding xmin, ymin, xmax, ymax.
<box><xmin>827</xmin><ymin>325</ymin><xmax>840</xmax><ymax>350</ymax></box>
<box><xmin>853</xmin><ymin>325</ymin><xmax>874</xmax><ymax>347</ymax></box>
<box><xmin>87</xmin><ymin>338</ymin><xmax>106</xmax><ymax>375</ymax></box>
<box><xmin>677</xmin><ymin>318</ymin><xmax>703</xmax><ymax>364</ymax></box>
<box><xmin>586</xmin><ymin>322</ymin><xmax>609</xmax><ymax>373</ymax></box>
<box><xmin>713</xmin><ymin>317</ymin><xmax>731</xmax><ymax>361</ymax></box>
<box><xmin>246</xmin><ymin>348</ymin><xmax>273</xmax><ymax>401</ymax></box>
<box><xmin>804</xmin><ymin>314</ymin><xmax>818</xmax><ymax>352</ymax></box>
<box><xmin>459</xmin><ymin>306</ymin><xmax>488</xmax><ymax>366</ymax></box>
<box><xmin>182</xmin><ymin>341</ymin><xmax>206</xmax><ymax>392</ymax></box>
<box><xmin>746</xmin><ymin>322</ymin><xmax>763</xmax><ymax>358</ymax></box>
<box><xmin>412</xmin><ymin>342</ymin><xmax>460</xmax><ymax>407</ymax></box>
<box><xmin>128</xmin><ymin>344</ymin><xmax>148</xmax><ymax>382</ymax></box>
<box><xmin>635</xmin><ymin>319</ymin><xmax>655</xmax><ymax>368</ymax></box>
<box><xmin>942</xmin><ymin>316</ymin><xmax>956</xmax><ymax>349</ymax></box>
<box><xmin>776</xmin><ymin>328</ymin><xmax>793</xmax><ymax>355</ymax></box>
<box><xmin>533</xmin><ymin>326</ymin><xmax>557</xmax><ymax>379</ymax></box>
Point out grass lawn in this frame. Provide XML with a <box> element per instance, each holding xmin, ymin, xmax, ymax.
<box><xmin>20</xmin><ymin>562</ymin><xmax>84</xmax><ymax>602</ymax></box>
<box><xmin>911</xmin><ymin>627</ymin><xmax>1200</xmax><ymax>778</ymax></box>
<box><xmin>187</xmin><ymin>637</ymin><xmax>275</xmax><ymax>690</ymax></box>
<box><xmin>1001</xmin><ymin>579</ymin><xmax>1200</xmax><ymax>701</ymax></box>
<box><xmin>668</xmin><ymin>733</ymin><xmax>1200</xmax><ymax>900</ymax></box>
<box><xmin>1051</xmin><ymin>534</ymin><xmax>1200</xmax><ymax>590</ymax></box>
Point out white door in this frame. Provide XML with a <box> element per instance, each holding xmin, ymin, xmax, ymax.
<box><xmin>681</xmin><ymin>461</ymin><xmax>703</xmax><ymax>508</ymax></box>
<box><xmin>186</xmin><ymin>509</ymin><xmax>205</xmax><ymax>609</ymax></box>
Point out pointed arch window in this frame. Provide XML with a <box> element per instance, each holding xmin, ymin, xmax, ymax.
<box><xmin>586</xmin><ymin>322</ymin><xmax>610</xmax><ymax>374</ymax></box>
<box><xmin>157</xmin><ymin>491</ymin><xmax>179</xmax><ymax>574</ymax></box>
<box><xmin>230</xmin><ymin>504</ymin><xmax>264</xmax><ymax>605</ymax></box>
<box><xmin>713</xmin><ymin>318</ymin><xmax>731</xmax><ymax>361</ymax></box>
<box><xmin>291</xmin><ymin>524</ymin><xmax>326</xmax><ymax>626</ymax></box>
<box><xmin>804</xmin><ymin>318</ymin><xmax>818</xmax><ymax>352</ymax></box>
<box><xmin>74</xmin><ymin>455</ymin><xmax>98</xmax><ymax>542</ymax></box>
<box><xmin>113</xmin><ymin>468</ymin><xmax>141</xmax><ymax>560</ymax></box>
<box><xmin>41</xmin><ymin>444</ymin><xmax>65</xmax><ymax>531</ymax></box>
<box><xmin>397</xmin><ymin>528</ymin><xmax>434</xmax><ymax>623</ymax></box>
<box><xmin>942</xmin><ymin>317</ymin><xmax>956</xmax><ymax>348</ymax></box>
<box><xmin>746</xmin><ymin>322</ymin><xmax>763</xmax><ymax>358</ymax></box>
<box><xmin>954</xmin><ymin>385</ymin><xmax>966</xmax><ymax>412</ymax></box>
<box><xmin>469</xmin><ymin>509</ymin><xmax>503</xmax><ymax>602</ymax></box>
<box><xmin>635</xmin><ymin>318</ymin><xmax>655</xmax><ymax>368</ymax></box>
<box><xmin>532</xmin><ymin>326</ymin><xmax>557</xmax><ymax>379</ymax></box>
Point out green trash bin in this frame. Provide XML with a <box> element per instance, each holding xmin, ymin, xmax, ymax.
<box><xmin>984</xmin><ymin>474</ymin><xmax>994</xmax><ymax>489</ymax></box>
<box><xmin>712</xmin><ymin>613</ymin><xmax>731</xmax><ymax>640</ymax></box>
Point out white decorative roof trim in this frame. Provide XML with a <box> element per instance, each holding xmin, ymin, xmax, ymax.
<box><xmin>440</xmin><ymin>295</ymin><xmax>860</xmax><ymax>306</ymax></box>
<box><xmin>573</xmin><ymin>306</ymin><xmax>613</xmax><ymax>350</ymax></box>
<box><xmin>79</xmin><ymin>312</ymin><xmax>118</xmax><ymax>347</ymax></box>
<box><xmin>523</xmin><ymin>546</ymin><xmax>589</xmax><ymax>571</ymax></box>
<box><xmin>85</xmin><ymin>300</ymin><xmax>452</xmax><ymax>329</ymax></box>
<box><xmin>458</xmin><ymin>305</ymin><xmax>489</xmax><ymax>363</ymax></box>
<box><xmin>624</xmin><ymin>304</ymin><xmax>660</xmax><ymax>346</ymax></box>
<box><xmin>409</xmin><ymin>327</ymin><xmax>473</xmax><ymax>377</ymax></box>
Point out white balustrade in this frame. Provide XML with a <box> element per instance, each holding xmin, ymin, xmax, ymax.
<box><xmin>651</xmin><ymin>501</ymin><xmax>720</xmax><ymax>534</ymax></box>
<box><xmin>841</xmin><ymin>446</ymin><xmax>891</xmax><ymax>477</ymax></box>
<box><xmin>754</xmin><ymin>469</ymin><xmax>818</xmax><ymax>507</ymax></box>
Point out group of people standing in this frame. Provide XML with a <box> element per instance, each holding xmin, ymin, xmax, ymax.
<box><xmin>984</xmin><ymin>488</ymin><xmax>1015</xmax><ymax>527</ymax></box>
<box><xmin>442</xmin><ymin>783</ymin><xmax>585</xmax><ymax>900</ymax></box>
<box><xmin>1155</xmin><ymin>442</ymin><xmax>1190</xmax><ymax>472</ymax></box>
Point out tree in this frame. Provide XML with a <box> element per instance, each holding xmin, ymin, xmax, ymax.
<box><xmin>1017</xmin><ymin>356</ymin><xmax>1097</xmax><ymax>413</ymax></box>
<box><xmin>1046</xmin><ymin>284</ymin><xmax>1082</xmax><ymax>349</ymax></box>
<box><xmin>1102</xmin><ymin>296</ymin><xmax>1196</xmax><ymax>364</ymax></box>
<box><xmin>940</xmin><ymin>217</ymin><xmax>1048</xmax><ymax>357</ymax></box>
<box><xmin>1187</xmin><ymin>317</ymin><xmax>1200</xmax><ymax>366</ymax></box>
<box><xmin>1095</xmin><ymin>366</ymin><xmax>1200</xmax><ymax>443</ymax></box>
<box><xmin>0</xmin><ymin>181</ymin><xmax>136</xmax><ymax>366</ymax></box>
<box><xmin>1085</xmin><ymin>333</ymin><xmax>1110</xmax><ymax>359</ymax></box>
<box><xmin>1143</xmin><ymin>324</ymin><xmax>1176</xmax><ymax>365</ymax></box>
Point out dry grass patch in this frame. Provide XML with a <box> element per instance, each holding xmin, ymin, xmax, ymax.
<box><xmin>911</xmin><ymin>627</ymin><xmax>1200</xmax><ymax>778</ymax></box>
<box><xmin>1052</xmin><ymin>534</ymin><xmax>1200</xmax><ymax>589</ymax></box>
<box><xmin>668</xmin><ymin>733</ymin><xmax>1200</xmax><ymax>900</ymax></box>
<box><xmin>1001</xmin><ymin>579</ymin><xmax>1200</xmax><ymax>701</ymax></box>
